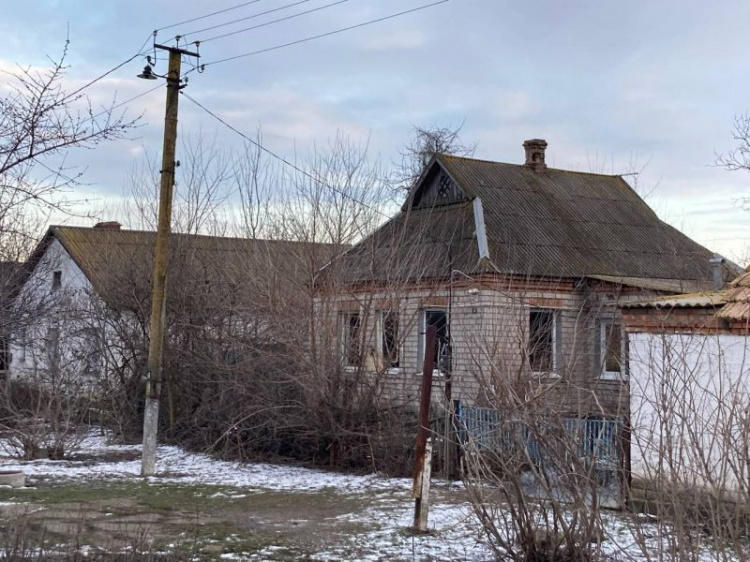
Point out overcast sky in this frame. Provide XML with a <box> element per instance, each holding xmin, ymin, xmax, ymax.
<box><xmin>3</xmin><ymin>0</ymin><xmax>749</xmax><ymax>262</ymax></box>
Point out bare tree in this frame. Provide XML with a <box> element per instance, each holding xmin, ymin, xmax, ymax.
<box><xmin>0</xmin><ymin>40</ymin><xmax>137</xmax><ymax>256</ymax></box>
<box><xmin>717</xmin><ymin>113</ymin><xmax>750</xmax><ymax>211</ymax></box>
<box><xmin>391</xmin><ymin>123</ymin><xmax>476</xmax><ymax>192</ymax></box>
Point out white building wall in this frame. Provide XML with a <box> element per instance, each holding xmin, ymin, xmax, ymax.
<box><xmin>9</xmin><ymin>238</ymin><xmax>129</xmax><ymax>388</ymax></box>
<box><xmin>629</xmin><ymin>332</ymin><xmax>750</xmax><ymax>491</ymax></box>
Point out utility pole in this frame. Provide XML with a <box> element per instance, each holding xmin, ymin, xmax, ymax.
<box><xmin>413</xmin><ymin>325</ymin><xmax>436</xmax><ymax>532</ymax></box>
<box><xmin>139</xmin><ymin>43</ymin><xmax>199</xmax><ymax>477</ymax></box>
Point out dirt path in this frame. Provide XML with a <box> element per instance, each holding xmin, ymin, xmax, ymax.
<box><xmin>0</xmin><ymin>474</ymin><xmax>471</xmax><ymax>560</ymax></box>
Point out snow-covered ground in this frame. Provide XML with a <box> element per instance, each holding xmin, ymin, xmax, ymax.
<box><xmin>0</xmin><ymin>430</ymin><xmax>742</xmax><ymax>561</ymax></box>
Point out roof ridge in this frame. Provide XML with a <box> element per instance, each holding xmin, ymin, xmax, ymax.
<box><xmin>439</xmin><ymin>153</ymin><xmax>623</xmax><ymax>179</ymax></box>
<box><xmin>52</xmin><ymin>225</ymin><xmax>340</xmax><ymax>248</ymax></box>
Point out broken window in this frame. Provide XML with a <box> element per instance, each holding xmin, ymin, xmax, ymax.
<box><xmin>529</xmin><ymin>309</ymin><xmax>557</xmax><ymax>373</ymax></box>
<box><xmin>52</xmin><ymin>270</ymin><xmax>62</xmax><ymax>291</ymax></box>
<box><xmin>339</xmin><ymin>311</ymin><xmax>361</xmax><ymax>367</ymax></box>
<box><xmin>600</xmin><ymin>319</ymin><xmax>623</xmax><ymax>379</ymax></box>
<box><xmin>419</xmin><ymin>310</ymin><xmax>448</xmax><ymax>371</ymax></box>
<box><xmin>380</xmin><ymin>311</ymin><xmax>399</xmax><ymax>369</ymax></box>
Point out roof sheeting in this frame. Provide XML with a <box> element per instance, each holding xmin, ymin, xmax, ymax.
<box><xmin>37</xmin><ymin>226</ymin><xmax>344</xmax><ymax>312</ymax></box>
<box><xmin>717</xmin><ymin>270</ymin><xmax>750</xmax><ymax>320</ymax></box>
<box><xmin>336</xmin><ymin>153</ymin><xmax>723</xmax><ymax>285</ymax></box>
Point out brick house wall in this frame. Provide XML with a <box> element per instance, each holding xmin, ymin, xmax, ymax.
<box><xmin>320</xmin><ymin>274</ymin><xmax>649</xmax><ymax>417</ymax></box>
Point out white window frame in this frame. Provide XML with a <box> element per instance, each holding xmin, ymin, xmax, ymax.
<box><xmin>418</xmin><ymin>308</ymin><xmax>448</xmax><ymax>374</ymax></box>
<box><xmin>528</xmin><ymin>308</ymin><xmax>559</xmax><ymax>377</ymax></box>
<box><xmin>599</xmin><ymin>318</ymin><xmax>627</xmax><ymax>381</ymax></box>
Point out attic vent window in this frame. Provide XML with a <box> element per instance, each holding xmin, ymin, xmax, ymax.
<box><xmin>52</xmin><ymin>270</ymin><xmax>62</xmax><ymax>291</ymax></box>
<box><xmin>437</xmin><ymin>174</ymin><xmax>452</xmax><ymax>198</ymax></box>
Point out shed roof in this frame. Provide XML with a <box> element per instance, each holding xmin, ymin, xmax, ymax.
<box><xmin>717</xmin><ymin>270</ymin><xmax>750</xmax><ymax>321</ymax></box>
<box><xmin>336</xmin><ymin>152</ymin><xmax>726</xmax><ymax>286</ymax></box>
<box><xmin>622</xmin><ymin>270</ymin><xmax>750</xmax><ymax>321</ymax></box>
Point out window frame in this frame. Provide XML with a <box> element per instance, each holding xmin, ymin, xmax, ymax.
<box><xmin>46</xmin><ymin>325</ymin><xmax>61</xmax><ymax>368</ymax></box>
<box><xmin>418</xmin><ymin>308</ymin><xmax>448</xmax><ymax>373</ymax></box>
<box><xmin>528</xmin><ymin>308</ymin><xmax>559</xmax><ymax>376</ymax></box>
<box><xmin>379</xmin><ymin>310</ymin><xmax>400</xmax><ymax>370</ymax></box>
<box><xmin>599</xmin><ymin>318</ymin><xmax>627</xmax><ymax>381</ymax></box>
<box><xmin>339</xmin><ymin>311</ymin><xmax>362</xmax><ymax>368</ymax></box>
<box><xmin>52</xmin><ymin>270</ymin><xmax>62</xmax><ymax>291</ymax></box>
<box><xmin>0</xmin><ymin>337</ymin><xmax>9</xmax><ymax>374</ymax></box>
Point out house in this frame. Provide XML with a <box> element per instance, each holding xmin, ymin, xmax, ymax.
<box><xmin>324</xmin><ymin>139</ymin><xmax>737</xmax><ymax>419</ymax></box>
<box><xmin>9</xmin><ymin>222</ymin><xmax>344</xmax><ymax>387</ymax></box>
<box><xmin>622</xmin><ymin>267</ymin><xmax>750</xmax><ymax>493</ymax></box>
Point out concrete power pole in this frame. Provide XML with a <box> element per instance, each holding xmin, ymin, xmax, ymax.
<box><xmin>140</xmin><ymin>44</ymin><xmax>199</xmax><ymax>477</ymax></box>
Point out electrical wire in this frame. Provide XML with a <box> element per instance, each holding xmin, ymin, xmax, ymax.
<box><xmin>60</xmin><ymin>53</ymin><xmax>143</xmax><ymax>105</ymax></box>
<box><xmin>57</xmin><ymin>31</ymin><xmax>157</xmax><ymax>106</ymax></box>
<box><xmin>202</xmin><ymin>0</ymin><xmax>451</xmax><ymax>67</ymax></box>
<box><xmin>195</xmin><ymin>0</ymin><xmax>350</xmax><ymax>44</ymax></box>
<box><xmin>181</xmin><ymin>91</ymin><xmax>390</xmax><ymax>218</ymax></box>
<box><xmin>155</xmin><ymin>0</ymin><xmax>264</xmax><ymax>32</ymax></box>
<box><xmin>86</xmin><ymin>84</ymin><xmax>163</xmax><ymax>124</ymax></box>
<box><xmin>183</xmin><ymin>0</ymin><xmax>313</xmax><ymax>39</ymax></box>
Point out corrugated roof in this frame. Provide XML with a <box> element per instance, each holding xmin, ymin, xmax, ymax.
<box><xmin>31</xmin><ymin>226</ymin><xmax>345</xmax><ymax>312</ymax></box>
<box><xmin>622</xmin><ymin>271</ymin><xmax>750</xmax><ymax>321</ymax></box>
<box><xmin>717</xmin><ymin>270</ymin><xmax>750</xmax><ymax>320</ymax></box>
<box><xmin>622</xmin><ymin>291</ymin><xmax>728</xmax><ymax>309</ymax></box>
<box><xmin>587</xmin><ymin>275</ymin><xmax>710</xmax><ymax>293</ymax></box>
<box><xmin>336</xmin><ymin>153</ymin><xmax>724</xmax><ymax>285</ymax></box>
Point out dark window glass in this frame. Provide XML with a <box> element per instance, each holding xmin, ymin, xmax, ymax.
<box><xmin>52</xmin><ymin>271</ymin><xmax>62</xmax><ymax>290</ymax></box>
<box><xmin>381</xmin><ymin>311</ymin><xmax>399</xmax><ymax>368</ymax></box>
<box><xmin>602</xmin><ymin>322</ymin><xmax>622</xmax><ymax>373</ymax></box>
<box><xmin>423</xmin><ymin>310</ymin><xmax>448</xmax><ymax>370</ymax></box>
<box><xmin>529</xmin><ymin>309</ymin><xmax>554</xmax><ymax>372</ymax></box>
<box><xmin>340</xmin><ymin>312</ymin><xmax>361</xmax><ymax>367</ymax></box>
<box><xmin>0</xmin><ymin>338</ymin><xmax>8</xmax><ymax>372</ymax></box>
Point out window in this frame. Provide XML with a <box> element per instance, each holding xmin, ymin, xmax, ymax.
<box><xmin>83</xmin><ymin>327</ymin><xmax>104</xmax><ymax>377</ymax></box>
<box><xmin>380</xmin><ymin>311</ymin><xmax>399</xmax><ymax>369</ymax></box>
<box><xmin>339</xmin><ymin>311</ymin><xmax>361</xmax><ymax>367</ymax></box>
<box><xmin>46</xmin><ymin>326</ymin><xmax>60</xmax><ymax>367</ymax></box>
<box><xmin>419</xmin><ymin>310</ymin><xmax>448</xmax><ymax>371</ymax></box>
<box><xmin>17</xmin><ymin>328</ymin><xmax>26</xmax><ymax>363</ymax></box>
<box><xmin>0</xmin><ymin>338</ymin><xmax>9</xmax><ymax>373</ymax></box>
<box><xmin>600</xmin><ymin>320</ymin><xmax>624</xmax><ymax>380</ymax></box>
<box><xmin>52</xmin><ymin>270</ymin><xmax>62</xmax><ymax>291</ymax></box>
<box><xmin>529</xmin><ymin>309</ymin><xmax>557</xmax><ymax>373</ymax></box>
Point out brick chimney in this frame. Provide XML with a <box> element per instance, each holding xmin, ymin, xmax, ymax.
<box><xmin>523</xmin><ymin>139</ymin><xmax>548</xmax><ymax>172</ymax></box>
<box><xmin>93</xmin><ymin>221</ymin><xmax>122</xmax><ymax>230</ymax></box>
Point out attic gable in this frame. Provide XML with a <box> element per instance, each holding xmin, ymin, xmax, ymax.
<box><xmin>406</xmin><ymin>157</ymin><xmax>470</xmax><ymax>210</ymax></box>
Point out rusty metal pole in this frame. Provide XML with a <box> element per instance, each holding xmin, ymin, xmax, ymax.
<box><xmin>413</xmin><ymin>325</ymin><xmax>436</xmax><ymax>530</ymax></box>
<box><xmin>141</xmin><ymin>47</ymin><xmax>184</xmax><ymax>477</ymax></box>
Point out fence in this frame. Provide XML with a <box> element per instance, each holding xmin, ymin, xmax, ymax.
<box><xmin>456</xmin><ymin>404</ymin><xmax>624</xmax><ymax>469</ymax></box>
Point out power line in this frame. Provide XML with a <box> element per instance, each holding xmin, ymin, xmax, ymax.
<box><xmin>85</xmin><ymin>83</ymin><xmax>163</xmax><ymax>125</ymax></box>
<box><xmin>155</xmin><ymin>0</ymin><xmax>264</xmax><ymax>32</ymax></box>
<box><xmin>58</xmin><ymin>31</ymin><xmax>157</xmax><ymax>106</ymax></box>
<box><xmin>196</xmin><ymin>0</ymin><xmax>351</xmax><ymax>44</ymax></box>
<box><xmin>203</xmin><ymin>0</ymin><xmax>451</xmax><ymax>67</ymax></box>
<box><xmin>181</xmin><ymin>91</ymin><xmax>390</xmax><ymax>218</ymax></box>
<box><xmin>184</xmin><ymin>0</ymin><xmax>313</xmax><ymax>40</ymax></box>
<box><xmin>61</xmin><ymin>54</ymin><xmax>143</xmax><ymax>105</ymax></box>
